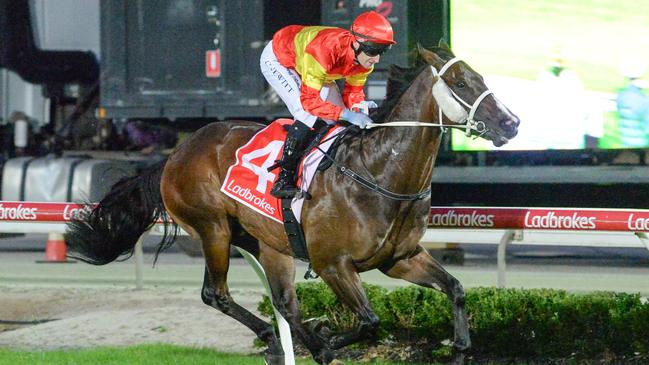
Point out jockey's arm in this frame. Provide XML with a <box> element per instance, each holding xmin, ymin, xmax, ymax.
<box><xmin>298</xmin><ymin>54</ymin><xmax>373</xmax><ymax>121</ymax></box>
<box><xmin>297</xmin><ymin>51</ymin><xmax>344</xmax><ymax>121</ymax></box>
<box><xmin>300</xmin><ymin>82</ymin><xmax>344</xmax><ymax>121</ymax></box>
<box><xmin>342</xmin><ymin>69</ymin><xmax>372</xmax><ymax>109</ymax></box>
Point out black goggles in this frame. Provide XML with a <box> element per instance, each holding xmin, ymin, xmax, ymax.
<box><xmin>358</xmin><ymin>42</ymin><xmax>391</xmax><ymax>57</ymax></box>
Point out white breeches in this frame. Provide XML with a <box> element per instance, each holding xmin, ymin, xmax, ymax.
<box><xmin>260</xmin><ymin>41</ymin><xmax>343</xmax><ymax>128</ymax></box>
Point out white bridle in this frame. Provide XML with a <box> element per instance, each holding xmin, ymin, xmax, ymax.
<box><xmin>366</xmin><ymin>57</ymin><xmax>494</xmax><ymax>137</ymax></box>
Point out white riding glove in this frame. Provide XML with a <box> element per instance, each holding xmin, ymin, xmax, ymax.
<box><xmin>341</xmin><ymin>108</ymin><xmax>373</xmax><ymax>129</ymax></box>
<box><xmin>351</xmin><ymin>101</ymin><xmax>378</xmax><ymax>115</ymax></box>
<box><xmin>358</xmin><ymin>100</ymin><xmax>378</xmax><ymax>110</ymax></box>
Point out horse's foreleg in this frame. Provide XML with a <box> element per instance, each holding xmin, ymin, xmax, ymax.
<box><xmin>259</xmin><ymin>245</ymin><xmax>335</xmax><ymax>365</ymax></box>
<box><xmin>199</xmin><ymin>224</ymin><xmax>284</xmax><ymax>364</ymax></box>
<box><xmin>316</xmin><ymin>257</ymin><xmax>379</xmax><ymax>350</ymax></box>
<box><xmin>381</xmin><ymin>245</ymin><xmax>471</xmax><ymax>352</ymax></box>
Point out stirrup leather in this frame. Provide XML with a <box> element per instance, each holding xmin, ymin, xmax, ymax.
<box><xmin>269</xmin><ymin>123</ymin><xmax>309</xmax><ymax>198</ymax></box>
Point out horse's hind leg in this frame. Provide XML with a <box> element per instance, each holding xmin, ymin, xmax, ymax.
<box><xmin>258</xmin><ymin>245</ymin><xmax>335</xmax><ymax>365</ymax></box>
<box><xmin>315</xmin><ymin>257</ymin><xmax>380</xmax><ymax>350</ymax></box>
<box><xmin>197</xmin><ymin>220</ymin><xmax>284</xmax><ymax>364</ymax></box>
<box><xmin>381</xmin><ymin>245</ymin><xmax>471</xmax><ymax>353</ymax></box>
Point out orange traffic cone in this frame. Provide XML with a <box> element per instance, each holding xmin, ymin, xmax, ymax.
<box><xmin>37</xmin><ymin>233</ymin><xmax>75</xmax><ymax>263</ymax></box>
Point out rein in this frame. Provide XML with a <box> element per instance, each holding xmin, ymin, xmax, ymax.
<box><xmin>314</xmin><ymin>57</ymin><xmax>495</xmax><ymax>201</ymax></box>
<box><xmin>316</xmin><ymin>139</ymin><xmax>432</xmax><ymax>201</ymax></box>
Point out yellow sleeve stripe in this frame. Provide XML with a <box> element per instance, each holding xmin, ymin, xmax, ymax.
<box><xmin>298</xmin><ymin>53</ymin><xmax>327</xmax><ymax>90</ymax></box>
<box><xmin>345</xmin><ymin>67</ymin><xmax>373</xmax><ymax>86</ymax></box>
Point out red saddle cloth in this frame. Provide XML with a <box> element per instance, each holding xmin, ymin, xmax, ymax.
<box><xmin>220</xmin><ymin>119</ymin><xmax>343</xmax><ymax>223</ymax></box>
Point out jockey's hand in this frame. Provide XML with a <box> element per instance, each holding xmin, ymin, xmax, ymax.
<box><xmin>341</xmin><ymin>109</ymin><xmax>373</xmax><ymax>129</ymax></box>
<box><xmin>359</xmin><ymin>100</ymin><xmax>378</xmax><ymax>109</ymax></box>
<box><xmin>351</xmin><ymin>101</ymin><xmax>378</xmax><ymax>115</ymax></box>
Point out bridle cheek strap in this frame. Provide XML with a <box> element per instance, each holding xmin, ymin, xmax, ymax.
<box><xmin>452</xmin><ymin>88</ymin><xmax>493</xmax><ymax>137</ymax></box>
<box><xmin>431</xmin><ymin>58</ymin><xmax>492</xmax><ymax>137</ymax></box>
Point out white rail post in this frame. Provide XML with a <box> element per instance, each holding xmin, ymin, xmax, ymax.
<box><xmin>497</xmin><ymin>230</ymin><xmax>515</xmax><ymax>288</ymax></box>
<box><xmin>236</xmin><ymin>247</ymin><xmax>295</xmax><ymax>365</ymax></box>
<box><xmin>635</xmin><ymin>232</ymin><xmax>649</xmax><ymax>252</ymax></box>
<box><xmin>134</xmin><ymin>234</ymin><xmax>146</xmax><ymax>290</ymax></box>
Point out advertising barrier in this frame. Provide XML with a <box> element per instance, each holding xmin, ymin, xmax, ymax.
<box><xmin>425</xmin><ymin>206</ymin><xmax>649</xmax><ymax>287</ymax></box>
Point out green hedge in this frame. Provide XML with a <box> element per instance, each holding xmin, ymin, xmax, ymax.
<box><xmin>259</xmin><ymin>283</ymin><xmax>649</xmax><ymax>360</ymax></box>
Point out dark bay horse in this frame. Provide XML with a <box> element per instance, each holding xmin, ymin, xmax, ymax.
<box><xmin>66</xmin><ymin>43</ymin><xmax>519</xmax><ymax>365</ymax></box>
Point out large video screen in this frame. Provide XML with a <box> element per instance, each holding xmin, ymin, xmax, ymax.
<box><xmin>450</xmin><ymin>0</ymin><xmax>649</xmax><ymax>151</ymax></box>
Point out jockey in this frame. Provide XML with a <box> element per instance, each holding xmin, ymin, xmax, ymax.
<box><xmin>260</xmin><ymin>11</ymin><xmax>396</xmax><ymax>199</ymax></box>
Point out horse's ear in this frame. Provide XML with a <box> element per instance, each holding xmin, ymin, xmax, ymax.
<box><xmin>438</xmin><ymin>38</ymin><xmax>452</xmax><ymax>51</ymax></box>
<box><xmin>416</xmin><ymin>43</ymin><xmax>426</xmax><ymax>54</ymax></box>
<box><xmin>417</xmin><ymin>43</ymin><xmax>443</xmax><ymax>65</ymax></box>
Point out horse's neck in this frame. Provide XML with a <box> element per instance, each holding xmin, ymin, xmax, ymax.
<box><xmin>364</xmin><ymin>82</ymin><xmax>442</xmax><ymax>193</ymax></box>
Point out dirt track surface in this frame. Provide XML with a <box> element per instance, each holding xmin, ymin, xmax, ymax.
<box><xmin>2</xmin><ymin>240</ymin><xmax>649</xmax><ymax>355</ymax></box>
<box><xmin>0</xmin><ymin>286</ymin><xmax>262</xmax><ymax>353</ymax></box>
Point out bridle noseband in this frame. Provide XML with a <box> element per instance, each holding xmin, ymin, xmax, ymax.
<box><xmin>367</xmin><ymin>57</ymin><xmax>495</xmax><ymax>139</ymax></box>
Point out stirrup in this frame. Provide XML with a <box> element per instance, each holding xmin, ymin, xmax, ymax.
<box><xmin>270</xmin><ymin>177</ymin><xmax>299</xmax><ymax>197</ymax></box>
<box><xmin>271</xmin><ymin>187</ymin><xmax>300</xmax><ymax>199</ymax></box>
<box><xmin>270</xmin><ymin>185</ymin><xmax>311</xmax><ymax>200</ymax></box>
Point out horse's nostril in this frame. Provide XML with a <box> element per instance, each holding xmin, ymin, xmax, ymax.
<box><xmin>500</xmin><ymin>118</ymin><xmax>520</xmax><ymax>131</ymax></box>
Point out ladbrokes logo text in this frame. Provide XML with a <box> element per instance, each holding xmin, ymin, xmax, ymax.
<box><xmin>63</xmin><ymin>204</ymin><xmax>92</xmax><ymax>221</ymax></box>
<box><xmin>627</xmin><ymin>213</ymin><xmax>649</xmax><ymax>231</ymax></box>
<box><xmin>430</xmin><ymin>210</ymin><xmax>495</xmax><ymax>227</ymax></box>
<box><xmin>225</xmin><ymin>180</ymin><xmax>276</xmax><ymax>215</ymax></box>
<box><xmin>524</xmin><ymin>211</ymin><xmax>596</xmax><ymax>229</ymax></box>
<box><xmin>0</xmin><ymin>203</ymin><xmax>37</xmax><ymax>220</ymax></box>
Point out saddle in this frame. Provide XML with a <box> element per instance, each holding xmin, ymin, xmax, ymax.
<box><xmin>220</xmin><ymin>118</ymin><xmax>346</xmax><ymax>267</ymax></box>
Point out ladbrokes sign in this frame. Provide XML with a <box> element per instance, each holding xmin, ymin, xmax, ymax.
<box><xmin>428</xmin><ymin>207</ymin><xmax>649</xmax><ymax>232</ymax></box>
<box><xmin>524</xmin><ymin>211</ymin><xmax>596</xmax><ymax>229</ymax></box>
<box><xmin>0</xmin><ymin>202</ymin><xmax>87</xmax><ymax>222</ymax></box>
<box><xmin>0</xmin><ymin>203</ymin><xmax>37</xmax><ymax>220</ymax></box>
<box><xmin>429</xmin><ymin>209</ymin><xmax>495</xmax><ymax>228</ymax></box>
<box><xmin>62</xmin><ymin>204</ymin><xmax>92</xmax><ymax>221</ymax></box>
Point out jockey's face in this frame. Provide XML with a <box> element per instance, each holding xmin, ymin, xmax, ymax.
<box><xmin>353</xmin><ymin>41</ymin><xmax>381</xmax><ymax>69</ymax></box>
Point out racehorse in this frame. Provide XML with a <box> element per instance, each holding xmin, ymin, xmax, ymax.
<box><xmin>66</xmin><ymin>43</ymin><xmax>519</xmax><ymax>365</ymax></box>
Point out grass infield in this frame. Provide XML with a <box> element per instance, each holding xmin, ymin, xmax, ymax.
<box><xmin>0</xmin><ymin>344</ymin><xmax>419</xmax><ymax>365</ymax></box>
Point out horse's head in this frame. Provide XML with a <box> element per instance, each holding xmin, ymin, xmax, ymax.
<box><xmin>418</xmin><ymin>42</ymin><xmax>519</xmax><ymax>147</ymax></box>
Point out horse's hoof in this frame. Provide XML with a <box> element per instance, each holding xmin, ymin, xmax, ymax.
<box><xmin>328</xmin><ymin>360</ymin><xmax>345</xmax><ymax>365</ymax></box>
<box><xmin>453</xmin><ymin>338</ymin><xmax>471</xmax><ymax>352</ymax></box>
<box><xmin>452</xmin><ymin>352</ymin><xmax>466</xmax><ymax>365</ymax></box>
<box><xmin>313</xmin><ymin>348</ymin><xmax>335</xmax><ymax>365</ymax></box>
<box><xmin>263</xmin><ymin>353</ymin><xmax>284</xmax><ymax>365</ymax></box>
<box><xmin>305</xmin><ymin>318</ymin><xmax>331</xmax><ymax>339</ymax></box>
<box><xmin>328</xmin><ymin>335</ymin><xmax>345</xmax><ymax>350</ymax></box>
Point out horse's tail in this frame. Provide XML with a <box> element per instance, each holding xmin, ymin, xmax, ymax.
<box><xmin>66</xmin><ymin>159</ymin><xmax>176</xmax><ymax>265</ymax></box>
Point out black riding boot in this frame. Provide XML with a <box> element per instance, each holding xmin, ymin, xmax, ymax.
<box><xmin>270</xmin><ymin>121</ymin><xmax>312</xmax><ymax>199</ymax></box>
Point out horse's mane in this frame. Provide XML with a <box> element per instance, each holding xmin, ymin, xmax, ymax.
<box><xmin>370</xmin><ymin>47</ymin><xmax>453</xmax><ymax>123</ymax></box>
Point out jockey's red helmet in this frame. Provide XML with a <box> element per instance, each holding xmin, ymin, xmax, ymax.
<box><xmin>350</xmin><ymin>11</ymin><xmax>396</xmax><ymax>45</ymax></box>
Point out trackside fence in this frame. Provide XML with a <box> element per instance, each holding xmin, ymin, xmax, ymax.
<box><xmin>423</xmin><ymin>206</ymin><xmax>649</xmax><ymax>287</ymax></box>
<box><xmin>3</xmin><ymin>202</ymin><xmax>649</xmax><ymax>365</ymax></box>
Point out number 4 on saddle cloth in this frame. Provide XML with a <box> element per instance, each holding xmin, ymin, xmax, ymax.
<box><xmin>220</xmin><ymin>118</ymin><xmax>345</xmax><ymax>261</ymax></box>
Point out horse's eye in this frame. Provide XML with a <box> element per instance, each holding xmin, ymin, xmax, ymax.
<box><xmin>456</xmin><ymin>81</ymin><xmax>466</xmax><ymax>88</ymax></box>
